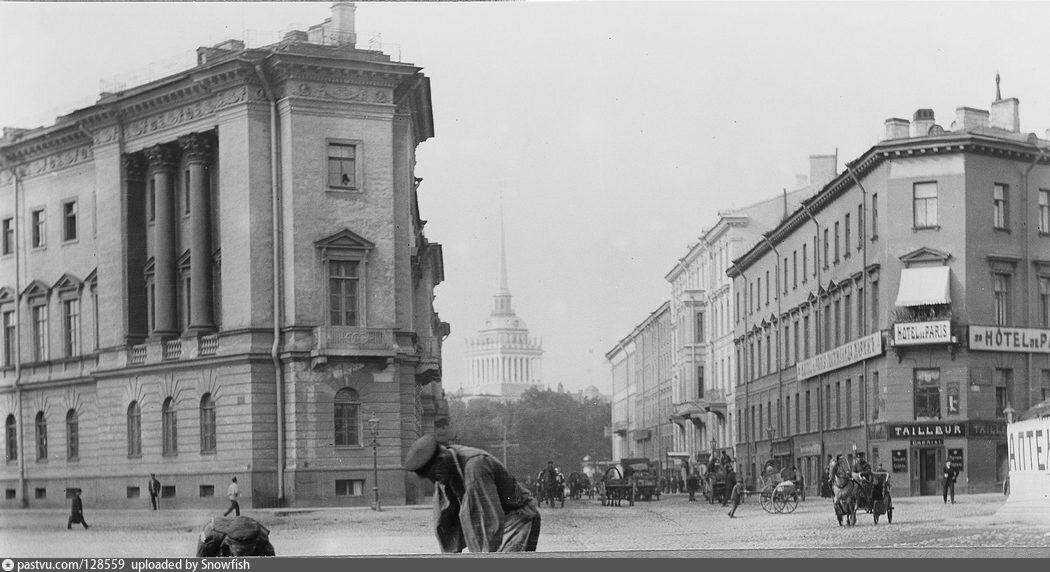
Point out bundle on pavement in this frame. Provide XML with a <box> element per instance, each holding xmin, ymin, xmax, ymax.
<box><xmin>196</xmin><ymin>516</ymin><xmax>276</xmax><ymax>557</ymax></box>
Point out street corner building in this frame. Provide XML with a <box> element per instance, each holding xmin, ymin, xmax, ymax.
<box><xmin>728</xmin><ymin>92</ymin><xmax>1050</xmax><ymax>497</ymax></box>
<box><xmin>0</xmin><ymin>2</ymin><xmax>451</xmax><ymax>509</ymax></box>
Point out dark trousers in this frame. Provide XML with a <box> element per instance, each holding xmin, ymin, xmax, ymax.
<box><xmin>68</xmin><ymin>514</ymin><xmax>88</xmax><ymax>529</ymax></box>
<box><xmin>688</xmin><ymin>490</ymin><xmax>696</xmax><ymax>501</ymax></box>
<box><xmin>150</xmin><ymin>493</ymin><xmax>158</xmax><ymax>510</ymax></box>
<box><xmin>224</xmin><ymin>500</ymin><xmax>240</xmax><ymax>516</ymax></box>
<box><xmin>728</xmin><ymin>494</ymin><xmax>742</xmax><ymax>517</ymax></box>
<box><xmin>943</xmin><ymin>479</ymin><xmax>955</xmax><ymax>503</ymax></box>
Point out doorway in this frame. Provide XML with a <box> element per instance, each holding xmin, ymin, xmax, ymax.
<box><xmin>916</xmin><ymin>447</ymin><xmax>943</xmax><ymax>495</ymax></box>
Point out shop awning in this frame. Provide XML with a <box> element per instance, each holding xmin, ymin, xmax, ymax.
<box><xmin>895</xmin><ymin>266</ymin><xmax>951</xmax><ymax>307</ymax></box>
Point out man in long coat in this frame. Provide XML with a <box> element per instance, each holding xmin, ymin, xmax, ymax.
<box><xmin>405</xmin><ymin>434</ymin><xmax>541</xmax><ymax>553</ymax></box>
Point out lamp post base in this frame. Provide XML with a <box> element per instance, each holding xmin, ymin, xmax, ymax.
<box><xmin>372</xmin><ymin>487</ymin><xmax>381</xmax><ymax>512</ymax></box>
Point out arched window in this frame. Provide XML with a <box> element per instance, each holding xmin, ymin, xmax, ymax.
<box><xmin>35</xmin><ymin>411</ymin><xmax>47</xmax><ymax>460</ymax></box>
<box><xmin>200</xmin><ymin>393</ymin><xmax>216</xmax><ymax>454</ymax></box>
<box><xmin>334</xmin><ymin>388</ymin><xmax>360</xmax><ymax>447</ymax></box>
<box><xmin>162</xmin><ymin>397</ymin><xmax>177</xmax><ymax>456</ymax></box>
<box><xmin>66</xmin><ymin>409</ymin><xmax>79</xmax><ymax>460</ymax></box>
<box><xmin>127</xmin><ymin>401</ymin><xmax>141</xmax><ymax>458</ymax></box>
<box><xmin>5</xmin><ymin>414</ymin><xmax>16</xmax><ymax>461</ymax></box>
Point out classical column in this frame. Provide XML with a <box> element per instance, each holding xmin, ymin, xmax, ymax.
<box><xmin>180</xmin><ymin>133</ymin><xmax>214</xmax><ymax>332</ymax></box>
<box><xmin>123</xmin><ymin>153</ymin><xmax>149</xmax><ymax>342</ymax></box>
<box><xmin>148</xmin><ymin>144</ymin><xmax>179</xmax><ymax>337</ymax></box>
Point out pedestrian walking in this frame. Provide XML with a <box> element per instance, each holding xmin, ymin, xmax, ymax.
<box><xmin>404</xmin><ymin>434</ymin><xmax>540</xmax><ymax>553</ymax></box>
<box><xmin>223</xmin><ymin>476</ymin><xmax>241</xmax><ymax>516</ymax></box>
<box><xmin>67</xmin><ymin>489</ymin><xmax>89</xmax><ymax>529</ymax></box>
<box><xmin>727</xmin><ymin>478</ymin><xmax>745</xmax><ymax>518</ymax></box>
<box><xmin>942</xmin><ymin>460</ymin><xmax>959</xmax><ymax>504</ymax></box>
<box><xmin>676</xmin><ymin>475</ymin><xmax>685</xmax><ymax>495</ymax></box>
<box><xmin>148</xmin><ymin>473</ymin><xmax>161</xmax><ymax>510</ymax></box>
<box><xmin>686</xmin><ymin>471</ymin><xmax>699</xmax><ymax>502</ymax></box>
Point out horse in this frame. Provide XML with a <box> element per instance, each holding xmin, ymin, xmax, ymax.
<box><xmin>567</xmin><ymin>472</ymin><xmax>590</xmax><ymax>501</ymax></box>
<box><xmin>830</xmin><ymin>459</ymin><xmax>869</xmax><ymax>527</ymax></box>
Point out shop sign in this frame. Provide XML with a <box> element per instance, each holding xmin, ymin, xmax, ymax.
<box><xmin>891</xmin><ymin>449</ymin><xmax>908</xmax><ymax>473</ymax></box>
<box><xmin>969</xmin><ymin>325</ymin><xmax>1050</xmax><ymax>353</ymax></box>
<box><xmin>1008</xmin><ymin>417</ymin><xmax>1050</xmax><ymax>473</ymax></box>
<box><xmin>797</xmin><ymin>332</ymin><xmax>883</xmax><ymax>380</ymax></box>
<box><xmin>911</xmin><ymin>438</ymin><xmax>944</xmax><ymax>446</ymax></box>
<box><xmin>970</xmin><ymin>420</ymin><xmax>1006</xmax><ymax>438</ymax></box>
<box><xmin>798</xmin><ymin>443</ymin><xmax>822</xmax><ymax>456</ymax></box>
<box><xmin>948</xmin><ymin>448</ymin><xmax>964</xmax><ymax>471</ymax></box>
<box><xmin>888</xmin><ymin>422</ymin><xmax>965</xmax><ymax>439</ymax></box>
<box><xmin>947</xmin><ymin>382</ymin><xmax>960</xmax><ymax>415</ymax></box>
<box><xmin>868</xmin><ymin>423</ymin><xmax>887</xmax><ymax>441</ymax></box>
<box><xmin>893</xmin><ymin>320</ymin><xmax>952</xmax><ymax>346</ymax></box>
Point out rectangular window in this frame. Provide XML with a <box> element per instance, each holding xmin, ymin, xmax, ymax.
<box><xmin>834</xmin><ymin>300</ymin><xmax>841</xmax><ymax>346</ymax></box>
<box><xmin>1</xmin><ymin>218</ymin><xmax>12</xmax><ymax>255</ymax></box>
<box><xmin>735</xmin><ymin>292</ymin><xmax>740</xmax><ymax>323</ymax></box>
<box><xmin>756</xmin><ymin>338</ymin><xmax>762</xmax><ymax>377</ymax></box>
<box><xmin>813</xmin><ymin>236</ymin><xmax>819</xmax><ymax>276</ymax></box>
<box><xmin>913</xmin><ymin>182</ymin><xmax>938</xmax><ymax>228</ymax></box>
<box><xmin>328</xmin><ymin>142</ymin><xmax>358</xmax><ymax>190</ymax></box>
<box><xmin>695</xmin><ymin>312</ymin><xmax>704</xmax><ymax>343</ymax></box>
<box><xmin>35</xmin><ymin>488</ymin><xmax>46</xmax><ymax>500</ymax></box>
<box><xmin>765</xmin><ymin>271</ymin><xmax>770</xmax><ymax>305</ymax></box>
<box><xmin>872</xmin><ymin>371</ymin><xmax>880</xmax><ymax>421</ymax></box>
<box><xmin>993</xmin><ymin>183</ymin><xmax>1009</xmax><ymax>229</ymax></box>
<box><xmin>844</xmin><ymin>213</ymin><xmax>851</xmax><ymax>257</ymax></box>
<box><xmin>785</xmin><ymin>396</ymin><xmax>791</xmax><ymax>436</ymax></box>
<box><xmin>329</xmin><ymin>260</ymin><xmax>360</xmax><ymax>326</ymax></box>
<box><xmin>783</xmin><ymin>257</ymin><xmax>788</xmax><ymax>293</ymax></box>
<box><xmin>994</xmin><ymin>273</ymin><xmax>1011</xmax><ymax>326</ymax></box>
<box><xmin>766</xmin><ymin>333</ymin><xmax>772</xmax><ymax>374</ymax></box>
<box><xmin>995</xmin><ymin>369</ymin><xmax>1013</xmax><ymax>418</ymax></box>
<box><xmin>870</xmin><ymin>280</ymin><xmax>879</xmax><ymax>333</ymax></box>
<box><xmin>199</xmin><ymin>485</ymin><xmax>215</xmax><ymax>498</ymax></box>
<box><xmin>63</xmin><ymin>299</ymin><xmax>80</xmax><ymax>358</ymax></box>
<box><xmin>2</xmin><ymin>310</ymin><xmax>14</xmax><ymax>368</ymax></box>
<box><xmin>835</xmin><ymin>382</ymin><xmax>842</xmax><ymax>428</ymax></box>
<box><xmin>697</xmin><ymin>366</ymin><xmax>705</xmax><ymax>399</ymax></box>
<box><xmin>846</xmin><ymin>378</ymin><xmax>852</xmax><ymax>426</ymax></box>
<box><xmin>161</xmin><ymin>486</ymin><xmax>176</xmax><ymax>498</ymax></box>
<box><xmin>825</xmin><ymin>384</ymin><xmax>831</xmax><ymax>429</ymax></box>
<box><xmin>62</xmin><ymin>201</ymin><xmax>77</xmax><ymax>242</ymax></box>
<box><xmin>793</xmin><ymin>319</ymin><xmax>799</xmax><ymax>364</ymax></box>
<box><xmin>336</xmin><ymin>479</ymin><xmax>365</xmax><ymax>496</ymax></box>
<box><xmin>856</xmin><ymin>286</ymin><xmax>864</xmax><ymax>336</ymax></box>
<box><xmin>1040</xmin><ymin>189</ymin><xmax>1050</xmax><ymax>233</ymax></box>
<box><xmin>783</xmin><ymin>324</ymin><xmax>790</xmax><ymax>366</ymax></box>
<box><xmin>843</xmin><ymin>294</ymin><xmax>851</xmax><ymax>342</ymax></box>
<box><xmin>871</xmin><ymin>193</ymin><xmax>879</xmax><ymax>239</ymax></box>
<box><xmin>126</xmin><ymin>487</ymin><xmax>140</xmax><ymax>499</ymax></box>
<box><xmin>1042</xmin><ymin>369</ymin><xmax>1050</xmax><ymax>402</ymax></box>
<box><xmin>795</xmin><ymin>392</ymin><xmax>801</xmax><ymax>435</ymax></box>
<box><xmin>805</xmin><ymin>390</ymin><xmax>811</xmax><ymax>432</ymax></box>
<box><xmin>857</xmin><ymin>204</ymin><xmax>864</xmax><ymax>250</ymax></box>
<box><xmin>802</xmin><ymin>244</ymin><xmax>808</xmax><ymax>283</ymax></box>
<box><xmin>914</xmin><ymin>368</ymin><xmax>941</xmax><ymax>419</ymax></box>
<box><xmin>758</xmin><ymin>404</ymin><xmax>763</xmax><ymax>435</ymax></box>
<box><xmin>31</xmin><ymin>209</ymin><xmax>45</xmax><ymax>248</ymax></box>
<box><xmin>750</xmin><ymin>282</ymin><xmax>754</xmax><ymax>313</ymax></box>
<box><xmin>823</xmin><ymin>229</ymin><xmax>829</xmax><ymax>268</ymax></box>
<box><xmin>1041</xmin><ymin>277</ymin><xmax>1050</xmax><ymax>328</ymax></box>
<box><xmin>823</xmin><ymin>303</ymin><xmax>831</xmax><ymax>352</ymax></box>
<box><xmin>31</xmin><ymin>304</ymin><xmax>47</xmax><ymax>362</ymax></box>
<box><xmin>834</xmin><ymin>221</ymin><xmax>840</xmax><ymax>262</ymax></box>
<box><xmin>803</xmin><ymin>315</ymin><xmax>810</xmax><ymax>359</ymax></box>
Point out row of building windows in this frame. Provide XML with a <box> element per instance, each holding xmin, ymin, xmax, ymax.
<box><xmin>2</xmin><ymin>289</ymin><xmax>98</xmax><ymax>367</ymax></box>
<box><xmin>3</xmin><ymin>388</ymin><xmax>368</xmax><ymax>462</ymax></box>
<box><xmin>4</xmin><ymin>479</ymin><xmax>367</xmax><ymax>503</ymax></box>
<box><xmin>1</xmin><ymin>201</ymin><xmax>79</xmax><ymax>256</ymax></box>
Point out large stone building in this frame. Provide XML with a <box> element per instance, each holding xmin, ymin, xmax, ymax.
<box><xmin>460</xmin><ymin>211</ymin><xmax>543</xmax><ymax>402</ymax></box>
<box><xmin>0</xmin><ymin>3</ymin><xmax>449</xmax><ymax>508</ymax></box>
<box><xmin>728</xmin><ymin>87</ymin><xmax>1050</xmax><ymax>496</ymax></box>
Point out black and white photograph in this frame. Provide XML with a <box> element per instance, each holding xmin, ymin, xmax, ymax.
<box><xmin>1</xmin><ymin>0</ymin><xmax>1050</xmax><ymax>560</ymax></box>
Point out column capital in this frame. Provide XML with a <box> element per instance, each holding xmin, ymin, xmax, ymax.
<box><xmin>146</xmin><ymin>144</ymin><xmax>179</xmax><ymax>172</ymax></box>
<box><xmin>122</xmin><ymin>153</ymin><xmax>148</xmax><ymax>182</ymax></box>
<box><xmin>178</xmin><ymin>132</ymin><xmax>214</xmax><ymax>164</ymax></box>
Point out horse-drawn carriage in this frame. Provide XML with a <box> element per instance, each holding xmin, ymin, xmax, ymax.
<box><xmin>856</xmin><ymin>471</ymin><xmax>893</xmax><ymax>524</ymax></box>
<box><xmin>598</xmin><ymin>458</ymin><xmax>660</xmax><ymax>507</ymax></box>
<box><xmin>567</xmin><ymin>472</ymin><xmax>593</xmax><ymax>500</ymax></box>
<box><xmin>829</xmin><ymin>459</ymin><xmax>894</xmax><ymax>526</ymax></box>
<box><xmin>757</xmin><ymin>464</ymin><xmax>802</xmax><ymax>514</ymax></box>
<box><xmin>703</xmin><ymin>464</ymin><xmax>732</xmax><ymax>505</ymax></box>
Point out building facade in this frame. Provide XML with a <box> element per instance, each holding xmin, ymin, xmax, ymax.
<box><xmin>460</xmin><ymin>212</ymin><xmax>543</xmax><ymax>402</ymax></box>
<box><xmin>729</xmin><ymin>91</ymin><xmax>1050</xmax><ymax>496</ymax></box>
<box><xmin>0</xmin><ymin>3</ymin><xmax>449</xmax><ymax>508</ymax></box>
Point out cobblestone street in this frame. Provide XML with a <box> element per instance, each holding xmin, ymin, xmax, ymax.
<box><xmin>2</xmin><ymin>493</ymin><xmax>1048</xmax><ymax>557</ymax></box>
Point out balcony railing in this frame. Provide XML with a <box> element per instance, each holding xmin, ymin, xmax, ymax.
<box><xmin>163</xmin><ymin>340</ymin><xmax>182</xmax><ymax>361</ymax></box>
<box><xmin>313</xmin><ymin>326</ymin><xmax>397</xmax><ymax>357</ymax></box>
<box><xmin>128</xmin><ymin>345</ymin><xmax>147</xmax><ymax>365</ymax></box>
<box><xmin>198</xmin><ymin>335</ymin><xmax>219</xmax><ymax>357</ymax></box>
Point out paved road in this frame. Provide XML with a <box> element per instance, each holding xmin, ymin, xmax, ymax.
<box><xmin>1</xmin><ymin>493</ymin><xmax>1047</xmax><ymax>557</ymax></box>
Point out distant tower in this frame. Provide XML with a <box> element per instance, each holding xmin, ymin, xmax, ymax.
<box><xmin>462</xmin><ymin>202</ymin><xmax>543</xmax><ymax>402</ymax></box>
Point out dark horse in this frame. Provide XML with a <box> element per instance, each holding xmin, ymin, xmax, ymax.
<box><xmin>830</xmin><ymin>459</ymin><xmax>873</xmax><ymax>526</ymax></box>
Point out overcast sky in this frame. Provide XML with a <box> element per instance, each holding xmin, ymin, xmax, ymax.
<box><xmin>3</xmin><ymin>1</ymin><xmax>1050</xmax><ymax>396</ymax></box>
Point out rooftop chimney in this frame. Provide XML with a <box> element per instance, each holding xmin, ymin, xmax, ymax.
<box><xmin>331</xmin><ymin>2</ymin><xmax>357</xmax><ymax>47</ymax></box>
<box><xmin>990</xmin><ymin>97</ymin><xmax>1020</xmax><ymax>132</ymax></box>
<box><xmin>795</xmin><ymin>174</ymin><xmax>809</xmax><ymax>189</ymax></box>
<box><xmin>884</xmin><ymin>118</ymin><xmax>910</xmax><ymax>140</ymax></box>
<box><xmin>809</xmin><ymin>155</ymin><xmax>837</xmax><ymax>190</ymax></box>
<box><xmin>952</xmin><ymin>107</ymin><xmax>989</xmax><ymax>132</ymax></box>
<box><xmin>911</xmin><ymin>109</ymin><xmax>935</xmax><ymax>137</ymax></box>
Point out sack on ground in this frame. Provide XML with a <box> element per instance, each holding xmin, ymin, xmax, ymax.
<box><xmin>196</xmin><ymin>516</ymin><xmax>276</xmax><ymax>557</ymax></box>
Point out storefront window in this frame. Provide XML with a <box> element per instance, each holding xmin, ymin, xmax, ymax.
<box><xmin>914</xmin><ymin>368</ymin><xmax>941</xmax><ymax>419</ymax></box>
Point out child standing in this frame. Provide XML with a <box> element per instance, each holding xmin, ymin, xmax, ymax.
<box><xmin>727</xmin><ymin>478</ymin><xmax>745</xmax><ymax>518</ymax></box>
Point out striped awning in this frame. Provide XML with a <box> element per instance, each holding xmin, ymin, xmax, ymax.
<box><xmin>895</xmin><ymin>266</ymin><xmax>951</xmax><ymax>307</ymax></box>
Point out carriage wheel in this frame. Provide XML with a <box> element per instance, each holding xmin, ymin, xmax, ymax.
<box><xmin>759</xmin><ymin>485</ymin><xmax>774</xmax><ymax>513</ymax></box>
<box><xmin>782</xmin><ymin>492</ymin><xmax>799</xmax><ymax>514</ymax></box>
<box><xmin>772</xmin><ymin>493</ymin><xmax>787</xmax><ymax>513</ymax></box>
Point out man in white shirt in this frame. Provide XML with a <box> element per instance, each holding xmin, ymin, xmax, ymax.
<box><xmin>223</xmin><ymin>476</ymin><xmax>241</xmax><ymax>517</ymax></box>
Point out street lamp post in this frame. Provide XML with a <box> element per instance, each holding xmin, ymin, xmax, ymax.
<box><xmin>368</xmin><ymin>413</ymin><xmax>381</xmax><ymax>512</ymax></box>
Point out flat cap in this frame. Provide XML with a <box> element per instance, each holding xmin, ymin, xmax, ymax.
<box><xmin>404</xmin><ymin>434</ymin><xmax>440</xmax><ymax>472</ymax></box>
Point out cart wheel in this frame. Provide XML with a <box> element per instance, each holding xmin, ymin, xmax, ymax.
<box><xmin>772</xmin><ymin>494</ymin><xmax>787</xmax><ymax>513</ymax></box>
<box><xmin>887</xmin><ymin>508</ymin><xmax>893</xmax><ymax>523</ymax></box>
<box><xmin>759</xmin><ymin>486</ymin><xmax>774</xmax><ymax>513</ymax></box>
<box><xmin>782</xmin><ymin>492</ymin><xmax>798</xmax><ymax>514</ymax></box>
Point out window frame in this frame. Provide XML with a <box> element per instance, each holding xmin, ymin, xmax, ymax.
<box><xmin>66</xmin><ymin>409</ymin><xmax>78</xmax><ymax>461</ymax></box>
<box><xmin>35</xmin><ymin>411</ymin><xmax>47</xmax><ymax>461</ymax></box>
<box><xmin>127</xmin><ymin>401</ymin><xmax>142</xmax><ymax>458</ymax></box>
<box><xmin>1</xmin><ymin>217</ymin><xmax>12</xmax><ymax>256</ymax></box>
<box><xmin>993</xmin><ymin>272</ymin><xmax>1011</xmax><ymax>326</ymax></box>
<box><xmin>162</xmin><ymin>397</ymin><xmax>178</xmax><ymax>456</ymax></box>
<box><xmin>5</xmin><ymin>414</ymin><xmax>17</xmax><ymax>461</ymax></box>
<box><xmin>913</xmin><ymin>181</ymin><xmax>939</xmax><ymax>229</ymax></box>
<box><xmin>326</xmin><ymin>139</ymin><xmax>364</xmax><ymax>192</ymax></box>
<box><xmin>200</xmin><ymin>393</ymin><xmax>216</xmax><ymax>454</ymax></box>
<box><xmin>30</xmin><ymin>207</ymin><xmax>46</xmax><ymax>249</ymax></box>
<box><xmin>993</xmin><ymin>183</ymin><xmax>1009</xmax><ymax>230</ymax></box>
<box><xmin>914</xmin><ymin>368</ymin><xmax>942</xmax><ymax>420</ymax></box>
<box><xmin>1039</xmin><ymin>189</ymin><xmax>1050</xmax><ymax>234</ymax></box>
<box><xmin>30</xmin><ymin>300</ymin><xmax>48</xmax><ymax>363</ymax></box>
<box><xmin>62</xmin><ymin>297</ymin><xmax>80</xmax><ymax>358</ymax></box>
<box><xmin>1</xmin><ymin>308</ymin><xmax>14</xmax><ymax>368</ymax></box>
<box><xmin>61</xmin><ymin>199</ymin><xmax>78</xmax><ymax>243</ymax></box>
<box><xmin>334</xmin><ymin>387</ymin><xmax>362</xmax><ymax>448</ymax></box>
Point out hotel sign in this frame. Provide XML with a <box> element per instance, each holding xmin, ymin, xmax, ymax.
<box><xmin>969</xmin><ymin>326</ymin><xmax>1050</xmax><ymax>354</ymax></box>
<box><xmin>893</xmin><ymin>320</ymin><xmax>952</xmax><ymax>346</ymax></box>
<box><xmin>796</xmin><ymin>332</ymin><xmax>883</xmax><ymax>380</ymax></box>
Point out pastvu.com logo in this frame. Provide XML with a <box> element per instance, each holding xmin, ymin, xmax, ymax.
<box><xmin>2</xmin><ymin>558</ymin><xmax>15</xmax><ymax>571</ymax></box>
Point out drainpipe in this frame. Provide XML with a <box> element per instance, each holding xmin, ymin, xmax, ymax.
<box><xmin>3</xmin><ymin>159</ymin><xmax>27</xmax><ymax>507</ymax></box>
<box><xmin>1022</xmin><ymin>146</ymin><xmax>1047</xmax><ymax>411</ymax></box>
<box><xmin>801</xmin><ymin>201</ymin><xmax>824</xmax><ymax>470</ymax></box>
<box><xmin>737</xmin><ymin>268</ymin><xmax>750</xmax><ymax>486</ymax></box>
<box><xmin>760</xmin><ymin>235</ymin><xmax>784</xmax><ymax>461</ymax></box>
<box><xmin>845</xmin><ymin>163</ymin><xmax>870</xmax><ymax>457</ymax></box>
<box><xmin>254</xmin><ymin>59</ymin><xmax>285</xmax><ymax>505</ymax></box>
